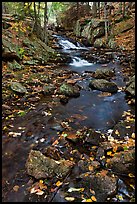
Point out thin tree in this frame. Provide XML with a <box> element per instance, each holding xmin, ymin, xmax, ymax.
<box><xmin>122</xmin><ymin>2</ymin><xmax>126</xmax><ymax>18</ymax></box>
<box><xmin>44</xmin><ymin>2</ymin><xmax>48</xmax><ymax>44</ymax></box>
<box><xmin>92</xmin><ymin>2</ymin><xmax>97</xmax><ymax>18</ymax></box>
<box><xmin>104</xmin><ymin>2</ymin><xmax>108</xmax><ymax>43</ymax></box>
<box><xmin>98</xmin><ymin>2</ymin><xmax>100</xmax><ymax>19</ymax></box>
<box><xmin>76</xmin><ymin>2</ymin><xmax>79</xmax><ymax>20</ymax></box>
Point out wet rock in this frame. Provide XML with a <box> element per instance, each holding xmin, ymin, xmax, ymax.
<box><xmin>51</xmin><ymin>124</ymin><xmax>64</xmax><ymax>132</ymax></box>
<box><xmin>26</xmin><ymin>150</ymin><xmax>75</xmax><ymax>179</ymax></box>
<box><xmin>8</xmin><ymin>60</ymin><xmax>22</xmax><ymax>71</ymax></box>
<box><xmin>89</xmin><ymin>79</ymin><xmax>118</xmax><ymax>93</ymax></box>
<box><xmin>90</xmin><ymin>173</ymin><xmax>117</xmax><ymax>202</ymax></box>
<box><xmin>59</xmin><ymin>83</ymin><xmax>80</xmax><ymax>97</ymax></box>
<box><xmin>125</xmin><ymin>75</ymin><xmax>135</xmax><ymax>97</ymax></box>
<box><xmin>44</xmin><ymin>146</ymin><xmax>61</xmax><ymax>160</ymax></box>
<box><xmin>98</xmin><ymin>57</ymin><xmax>110</xmax><ymax>64</ymax></box>
<box><xmin>76</xmin><ymin>171</ymin><xmax>117</xmax><ymax>202</ymax></box>
<box><xmin>93</xmin><ymin>68</ymin><xmax>115</xmax><ymax>79</ymax></box>
<box><xmin>43</xmin><ymin>84</ymin><xmax>56</xmax><ymax>95</ymax></box>
<box><xmin>84</xmin><ymin>129</ymin><xmax>104</xmax><ymax>146</ymax></box>
<box><xmin>105</xmin><ymin>52</ymin><xmax>114</xmax><ymax>60</ymax></box>
<box><xmin>10</xmin><ymin>82</ymin><xmax>27</xmax><ymax>94</ymax></box>
<box><xmin>112</xmin><ymin>119</ymin><xmax>135</xmax><ymax>140</ymax></box>
<box><xmin>60</xmin><ymin>95</ymin><xmax>69</xmax><ymax>104</ymax></box>
<box><xmin>106</xmin><ymin>148</ymin><xmax>135</xmax><ymax>174</ymax></box>
<box><xmin>94</xmin><ymin>37</ymin><xmax>106</xmax><ymax>48</ymax></box>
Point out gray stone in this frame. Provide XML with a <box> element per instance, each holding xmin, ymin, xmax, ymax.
<box><xmin>59</xmin><ymin>83</ymin><xmax>80</xmax><ymax>97</ymax></box>
<box><xmin>26</xmin><ymin>150</ymin><xmax>74</xmax><ymax>179</ymax></box>
<box><xmin>43</xmin><ymin>84</ymin><xmax>56</xmax><ymax>95</ymax></box>
<box><xmin>125</xmin><ymin>75</ymin><xmax>135</xmax><ymax>96</ymax></box>
<box><xmin>10</xmin><ymin>82</ymin><xmax>27</xmax><ymax>93</ymax></box>
<box><xmin>89</xmin><ymin>79</ymin><xmax>118</xmax><ymax>93</ymax></box>
<box><xmin>93</xmin><ymin>68</ymin><xmax>115</xmax><ymax>79</ymax></box>
<box><xmin>90</xmin><ymin>173</ymin><xmax>117</xmax><ymax>202</ymax></box>
<box><xmin>106</xmin><ymin>148</ymin><xmax>135</xmax><ymax>174</ymax></box>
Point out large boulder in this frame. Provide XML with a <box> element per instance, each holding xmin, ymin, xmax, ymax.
<box><xmin>43</xmin><ymin>84</ymin><xmax>56</xmax><ymax>95</ymax></box>
<box><xmin>93</xmin><ymin>68</ymin><xmax>115</xmax><ymax>79</ymax></box>
<box><xmin>59</xmin><ymin>83</ymin><xmax>80</xmax><ymax>97</ymax></box>
<box><xmin>26</xmin><ymin>150</ymin><xmax>74</xmax><ymax>179</ymax></box>
<box><xmin>76</xmin><ymin>171</ymin><xmax>117</xmax><ymax>202</ymax></box>
<box><xmin>75</xmin><ymin>18</ymin><xmax>105</xmax><ymax>45</ymax></box>
<box><xmin>89</xmin><ymin>79</ymin><xmax>118</xmax><ymax>93</ymax></box>
<box><xmin>106</xmin><ymin>148</ymin><xmax>135</xmax><ymax>174</ymax></box>
<box><xmin>125</xmin><ymin>75</ymin><xmax>135</xmax><ymax>96</ymax></box>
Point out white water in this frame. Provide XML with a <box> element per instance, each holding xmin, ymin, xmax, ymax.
<box><xmin>58</xmin><ymin>39</ymin><xmax>87</xmax><ymax>50</ymax></box>
<box><xmin>70</xmin><ymin>56</ymin><xmax>93</xmax><ymax>67</ymax></box>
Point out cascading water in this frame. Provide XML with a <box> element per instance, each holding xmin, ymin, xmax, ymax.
<box><xmin>69</xmin><ymin>56</ymin><xmax>93</xmax><ymax>67</ymax></box>
<box><xmin>52</xmin><ymin>34</ymin><xmax>130</xmax><ymax>131</ymax></box>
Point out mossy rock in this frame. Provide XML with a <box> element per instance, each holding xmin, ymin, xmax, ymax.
<box><xmin>89</xmin><ymin>79</ymin><xmax>118</xmax><ymax>93</ymax></box>
<box><xmin>59</xmin><ymin>83</ymin><xmax>80</xmax><ymax>97</ymax></box>
<box><xmin>10</xmin><ymin>82</ymin><xmax>27</xmax><ymax>93</ymax></box>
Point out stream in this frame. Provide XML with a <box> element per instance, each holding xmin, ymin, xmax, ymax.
<box><xmin>2</xmin><ymin>35</ymin><xmax>135</xmax><ymax>202</ymax></box>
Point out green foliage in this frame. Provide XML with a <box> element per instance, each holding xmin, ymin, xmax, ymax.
<box><xmin>16</xmin><ymin>47</ymin><xmax>25</xmax><ymax>59</ymax></box>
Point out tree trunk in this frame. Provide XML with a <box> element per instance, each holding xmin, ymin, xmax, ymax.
<box><xmin>98</xmin><ymin>2</ymin><xmax>100</xmax><ymax>19</ymax></box>
<box><xmin>76</xmin><ymin>2</ymin><xmax>79</xmax><ymax>20</ymax></box>
<box><xmin>123</xmin><ymin>2</ymin><xmax>125</xmax><ymax>18</ymax></box>
<box><xmin>92</xmin><ymin>2</ymin><xmax>97</xmax><ymax>18</ymax></box>
<box><xmin>109</xmin><ymin>2</ymin><xmax>112</xmax><ymax>15</ymax></box>
<box><xmin>44</xmin><ymin>2</ymin><xmax>48</xmax><ymax>44</ymax></box>
<box><xmin>38</xmin><ymin>2</ymin><xmax>40</xmax><ymax>17</ymax></box>
<box><xmin>119</xmin><ymin>2</ymin><xmax>122</xmax><ymax>14</ymax></box>
<box><xmin>104</xmin><ymin>2</ymin><xmax>108</xmax><ymax>43</ymax></box>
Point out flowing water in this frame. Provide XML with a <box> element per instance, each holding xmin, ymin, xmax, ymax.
<box><xmin>2</xmin><ymin>34</ymin><xmax>135</xmax><ymax>202</ymax></box>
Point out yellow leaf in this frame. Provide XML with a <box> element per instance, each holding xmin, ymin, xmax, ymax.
<box><xmin>85</xmin><ymin>199</ymin><xmax>93</xmax><ymax>202</ymax></box>
<box><xmin>128</xmin><ymin>173</ymin><xmax>135</xmax><ymax>178</ymax></box>
<box><xmin>88</xmin><ymin>165</ymin><xmax>93</xmax><ymax>171</ymax></box>
<box><xmin>39</xmin><ymin>180</ymin><xmax>43</xmax><ymax>184</ymax></box>
<box><xmin>56</xmin><ymin>181</ymin><xmax>63</xmax><ymax>187</ymax></box>
<box><xmin>107</xmin><ymin>151</ymin><xmax>112</xmax><ymax>156</ymax></box>
<box><xmin>65</xmin><ymin>197</ymin><xmax>75</xmax><ymax>201</ymax></box>
<box><xmin>115</xmin><ymin>130</ymin><xmax>120</xmax><ymax>135</ymax></box>
<box><xmin>13</xmin><ymin>185</ymin><xmax>19</xmax><ymax>192</ymax></box>
<box><xmin>90</xmin><ymin>157</ymin><xmax>94</xmax><ymax>161</ymax></box>
<box><xmin>106</xmin><ymin>158</ymin><xmax>111</xmax><ymax>163</ymax></box>
<box><xmin>91</xmin><ymin>196</ymin><xmax>97</xmax><ymax>201</ymax></box>
<box><xmin>129</xmin><ymin>184</ymin><xmax>135</xmax><ymax>189</ymax></box>
<box><xmin>131</xmin><ymin>133</ymin><xmax>135</xmax><ymax>139</ymax></box>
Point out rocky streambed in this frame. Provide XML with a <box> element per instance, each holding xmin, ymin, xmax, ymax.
<box><xmin>2</xmin><ymin>33</ymin><xmax>135</xmax><ymax>202</ymax></box>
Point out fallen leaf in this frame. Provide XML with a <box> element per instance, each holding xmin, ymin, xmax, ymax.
<box><xmin>65</xmin><ymin>197</ymin><xmax>75</xmax><ymax>201</ymax></box>
<box><xmin>88</xmin><ymin>165</ymin><xmax>93</xmax><ymax>171</ymax></box>
<box><xmin>52</xmin><ymin>139</ymin><xmax>59</xmax><ymax>146</ymax></box>
<box><xmin>90</xmin><ymin>189</ymin><xmax>95</xmax><ymax>195</ymax></box>
<box><xmin>56</xmin><ymin>181</ymin><xmax>63</xmax><ymax>187</ymax></box>
<box><xmin>35</xmin><ymin>189</ymin><xmax>44</xmax><ymax>195</ymax></box>
<box><xmin>128</xmin><ymin>173</ymin><xmax>135</xmax><ymax>178</ymax></box>
<box><xmin>131</xmin><ymin>133</ymin><xmax>135</xmax><ymax>139</ymax></box>
<box><xmin>115</xmin><ymin>130</ymin><xmax>120</xmax><ymax>135</ymax></box>
<box><xmin>13</xmin><ymin>185</ymin><xmax>19</xmax><ymax>192</ymax></box>
<box><xmin>91</xmin><ymin>196</ymin><xmax>97</xmax><ymax>201</ymax></box>
<box><xmin>68</xmin><ymin>187</ymin><xmax>84</xmax><ymax>192</ymax></box>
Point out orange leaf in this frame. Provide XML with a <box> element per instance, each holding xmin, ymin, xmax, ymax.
<box><xmin>56</xmin><ymin>181</ymin><xmax>63</xmax><ymax>187</ymax></box>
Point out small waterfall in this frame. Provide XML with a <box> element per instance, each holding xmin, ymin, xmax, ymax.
<box><xmin>70</xmin><ymin>56</ymin><xmax>93</xmax><ymax>67</ymax></box>
<box><xmin>57</xmin><ymin>38</ymin><xmax>87</xmax><ymax>50</ymax></box>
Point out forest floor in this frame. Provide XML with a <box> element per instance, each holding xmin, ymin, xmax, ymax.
<box><xmin>2</xmin><ymin>14</ymin><xmax>135</xmax><ymax>202</ymax></box>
